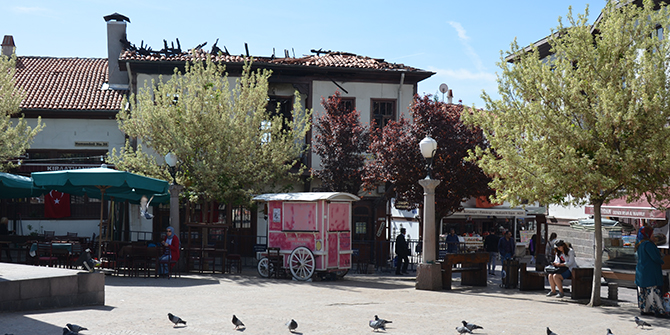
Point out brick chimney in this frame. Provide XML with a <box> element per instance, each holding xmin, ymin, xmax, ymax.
<box><xmin>2</xmin><ymin>35</ymin><xmax>15</xmax><ymax>57</ymax></box>
<box><xmin>103</xmin><ymin>13</ymin><xmax>130</xmax><ymax>90</ymax></box>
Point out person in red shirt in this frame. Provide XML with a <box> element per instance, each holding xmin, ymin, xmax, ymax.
<box><xmin>159</xmin><ymin>226</ymin><xmax>180</xmax><ymax>275</ymax></box>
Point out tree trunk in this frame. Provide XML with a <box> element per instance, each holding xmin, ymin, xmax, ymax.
<box><xmin>588</xmin><ymin>201</ymin><xmax>603</xmax><ymax>307</ymax></box>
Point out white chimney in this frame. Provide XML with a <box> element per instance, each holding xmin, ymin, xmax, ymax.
<box><xmin>103</xmin><ymin>13</ymin><xmax>130</xmax><ymax>90</ymax></box>
<box><xmin>2</xmin><ymin>35</ymin><xmax>15</xmax><ymax>57</ymax></box>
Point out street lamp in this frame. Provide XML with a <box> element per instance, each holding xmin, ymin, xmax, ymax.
<box><xmin>164</xmin><ymin>152</ymin><xmax>183</xmax><ymax>240</ymax></box>
<box><xmin>419</xmin><ymin>136</ymin><xmax>437</xmax><ymax>178</ymax></box>
<box><xmin>165</xmin><ymin>152</ymin><xmax>178</xmax><ymax>184</ymax></box>
<box><xmin>416</xmin><ymin>135</ymin><xmax>442</xmax><ymax>291</ymax></box>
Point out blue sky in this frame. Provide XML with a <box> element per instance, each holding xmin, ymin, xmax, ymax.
<box><xmin>1</xmin><ymin>0</ymin><xmax>606</xmax><ymax>108</ymax></box>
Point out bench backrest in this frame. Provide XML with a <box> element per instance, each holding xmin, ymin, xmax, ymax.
<box><xmin>443</xmin><ymin>252</ymin><xmax>489</xmax><ymax>265</ymax></box>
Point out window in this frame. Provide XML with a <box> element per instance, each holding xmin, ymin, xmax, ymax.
<box><xmin>338</xmin><ymin>97</ymin><xmax>355</xmax><ymax>113</ymax></box>
<box><xmin>233</xmin><ymin>206</ymin><xmax>251</xmax><ymax>229</ymax></box>
<box><xmin>371</xmin><ymin>99</ymin><xmax>396</xmax><ymax>130</ymax></box>
<box><xmin>355</xmin><ymin>221</ymin><xmax>367</xmax><ymax>234</ymax></box>
<box><xmin>267</xmin><ymin>96</ymin><xmax>293</xmax><ymax>130</ymax></box>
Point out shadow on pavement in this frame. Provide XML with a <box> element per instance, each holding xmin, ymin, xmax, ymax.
<box><xmin>104</xmin><ymin>274</ymin><xmax>221</xmax><ymax>288</ymax></box>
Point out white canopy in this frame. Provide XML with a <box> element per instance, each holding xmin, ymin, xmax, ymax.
<box><xmin>252</xmin><ymin>192</ymin><xmax>360</xmax><ymax>202</ymax></box>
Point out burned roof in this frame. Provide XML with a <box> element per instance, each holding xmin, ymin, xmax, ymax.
<box><xmin>120</xmin><ymin>48</ymin><xmax>429</xmax><ymax>73</ymax></box>
<box><xmin>14</xmin><ymin>57</ymin><xmax>125</xmax><ymax>112</ymax></box>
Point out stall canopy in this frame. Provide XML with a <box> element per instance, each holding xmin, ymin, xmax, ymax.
<box><xmin>0</xmin><ymin>172</ymin><xmax>44</xmax><ymax>199</ymax></box>
<box><xmin>585</xmin><ymin>197</ymin><xmax>668</xmax><ymax>220</ymax></box>
<box><xmin>32</xmin><ymin>166</ymin><xmax>170</xmax><ymax>256</ymax></box>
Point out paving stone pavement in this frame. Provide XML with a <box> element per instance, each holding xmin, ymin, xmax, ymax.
<box><xmin>1</xmin><ymin>265</ymin><xmax>669</xmax><ymax>335</ymax></box>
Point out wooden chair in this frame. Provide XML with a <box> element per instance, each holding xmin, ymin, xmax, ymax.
<box><xmin>157</xmin><ymin>246</ymin><xmax>179</xmax><ymax>279</ymax></box>
<box><xmin>267</xmin><ymin>247</ymin><xmax>283</xmax><ymax>278</ymax></box>
<box><xmin>43</xmin><ymin>231</ymin><xmax>56</xmax><ymax>241</ymax></box>
<box><xmin>36</xmin><ymin>242</ymin><xmax>58</xmax><ymax>267</ymax></box>
<box><xmin>131</xmin><ymin>245</ymin><xmax>150</xmax><ymax>277</ymax></box>
<box><xmin>225</xmin><ymin>254</ymin><xmax>242</xmax><ymax>274</ymax></box>
<box><xmin>67</xmin><ymin>243</ymin><xmax>83</xmax><ymax>269</ymax></box>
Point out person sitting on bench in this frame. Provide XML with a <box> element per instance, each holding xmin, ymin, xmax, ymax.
<box><xmin>546</xmin><ymin>240</ymin><xmax>576</xmax><ymax>298</ymax></box>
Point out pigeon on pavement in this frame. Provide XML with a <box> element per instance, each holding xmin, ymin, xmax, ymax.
<box><xmin>232</xmin><ymin>315</ymin><xmax>245</xmax><ymax>330</ymax></box>
<box><xmin>286</xmin><ymin>319</ymin><xmax>298</xmax><ymax>332</ymax></box>
<box><xmin>375</xmin><ymin>315</ymin><xmax>392</xmax><ymax>327</ymax></box>
<box><xmin>634</xmin><ymin>316</ymin><xmax>651</xmax><ymax>328</ymax></box>
<box><xmin>369</xmin><ymin>319</ymin><xmax>386</xmax><ymax>331</ymax></box>
<box><xmin>62</xmin><ymin>328</ymin><xmax>77</xmax><ymax>335</ymax></box>
<box><xmin>456</xmin><ymin>326</ymin><xmax>473</xmax><ymax>334</ymax></box>
<box><xmin>66</xmin><ymin>323</ymin><xmax>88</xmax><ymax>333</ymax></box>
<box><xmin>547</xmin><ymin>327</ymin><xmax>558</xmax><ymax>335</ymax></box>
<box><xmin>168</xmin><ymin>313</ymin><xmax>186</xmax><ymax>327</ymax></box>
<box><xmin>462</xmin><ymin>320</ymin><xmax>483</xmax><ymax>331</ymax></box>
<box><xmin>606</xmin><ymin>329</ymin><xmax>614</xmax><ymax>335</ymax></box>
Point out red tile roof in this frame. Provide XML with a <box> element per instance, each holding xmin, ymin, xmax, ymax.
<box><xmin>14</xmin><ymin>57</ymin><xmax>125</xmax><ymax>111</ymax></box>
<box><xmin>121</xmin><ymin>49</ymin><xmax>427</xmax><ymax>73</ymax></box>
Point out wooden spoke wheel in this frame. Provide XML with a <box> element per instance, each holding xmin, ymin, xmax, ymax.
<box><xmin>289</xmin><ymin>247</ymin><xmax>315</xmax><ymax>281</ymax></box>
<box><xmin>257</xmin><ymin>257</ymin><xmax>270</xmax><ymax>278</ymax></box>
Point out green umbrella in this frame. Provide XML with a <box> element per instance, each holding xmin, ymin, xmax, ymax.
<box><xmin>0</xmin><ymin>172</ymin><xmax>44</xmax><ymax>199</ymax></box>
<box><xmin>32</xmin><ymin>166</ymin><xmax>170</xmax><ymax>256</ymax></box>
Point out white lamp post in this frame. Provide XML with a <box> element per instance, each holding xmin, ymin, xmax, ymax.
<box><xmin>416</xmin><ymin>135</ymin><xmax>442</xmax><ymax>291</ymax></box>
<box><xmin>165</xmin><ymin>152</ymin><xmax>183</xmax><ymax>238</ymax></box>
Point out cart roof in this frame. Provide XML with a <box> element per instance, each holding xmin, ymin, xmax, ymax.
<box><xmin>252</xmin><ymin>192</ymin><xmax>360</xmax><ymax>202</ymax></box>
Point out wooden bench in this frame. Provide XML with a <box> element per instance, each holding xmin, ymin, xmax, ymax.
<box><xmin>440</xmin><ymin>252</ymin><xmax>488</xmax><ymax>290</ymax></box>
<box><xmin>519</xmin><ymin>263</ymin><xmax>546</xmax><ymax>291</ymax></box>
<box><xmin>519</xmin><ymin>264</ymin><xmax>593</xmax><ymax>300</ymax></box>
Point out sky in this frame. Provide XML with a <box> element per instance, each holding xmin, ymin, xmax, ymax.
<box><xmin>0</xmin><ymin>0</ymin><xmax>608</xmax><ymax>109</ymax></box>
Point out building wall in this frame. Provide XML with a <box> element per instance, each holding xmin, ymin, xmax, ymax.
<box><xmin>25</xmin><ymin>118</ymin><xmax>124</xmax><ymax>151</ymax></box>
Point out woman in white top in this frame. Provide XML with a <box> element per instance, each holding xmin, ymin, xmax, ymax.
<box><xmin>546</xmin><ymin>240</ymin><xmax>577</xmax><ymax>298</ymax></box>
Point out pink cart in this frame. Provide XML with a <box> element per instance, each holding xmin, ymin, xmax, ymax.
<box><xmin>252</xmin><ymin>192</ymin><xmax>360</xmax><ymax>281</ymax></box>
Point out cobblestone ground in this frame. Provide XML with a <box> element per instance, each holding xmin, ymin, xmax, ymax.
<box><xmin>1</xmin><ymin>266</ymin><xmax>669</xmax><ymax>335</ymax></box>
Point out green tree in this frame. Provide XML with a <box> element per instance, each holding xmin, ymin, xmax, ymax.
<box><xmin>109</xmin><ymin>57</ymin><xmax>311</xmax><ymax>209</ymax></box>
<box><xmin>0</xmin><ymin>54</ymin><xmax>43</xmax><ymax>171</ymax></box>
<box><xmin>463</xmin><ymin>0</ymin><xmax>670</xmax><ymax>306</ymax></box>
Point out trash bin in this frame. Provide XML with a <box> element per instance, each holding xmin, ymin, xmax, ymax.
<box><xmin>501</xmin><ymin>259</ymin><xmax>519</xmax><ymax>289</ymax></box>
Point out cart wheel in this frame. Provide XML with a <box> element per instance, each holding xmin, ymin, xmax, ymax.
<box><xmin>257</xmin><ymin>257</ymin><xmax>270</xmax><ymax>278</ymax></box>
<box><xmin>335</xmin><ymin>269</ymin><xmax>349</xmax><ymax>279</ymax></box>
<box><xmin>289</xmin><ymin>247</ymin><xmax>315</xmax><ymax>281</ymax></box>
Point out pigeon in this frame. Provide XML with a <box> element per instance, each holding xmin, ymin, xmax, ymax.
<box><xmin>66</xmin><ymin>323</ymin><xmax>88</xmax><ymax>333</ymax></box>
<box><xmin>606</xmin><ymin>329</ymin><xmax>614</xmax><ymax>335</ymax></box>
<box><xmin>168</xmin><ymin>313</ymin><xmax>186</xmax><ymax>327</ymax></box>
<box><xmin>232</xmin><ymin>315</ymin><xmax>245</xmax><ymax>329</ymax></box>
<box><xmin>140</xmin><ymin>195</ymin><xmax>154</xmax><ymax>219</ymax></box>
<box><xmin>369</xmin><ymin>319</ymin><xmax>386</xmax><ymax>331</ymax></box>
<box><xmin>286</xmin><ymin>319</ymin><xmax>298</xmax><ymax>332</ymax></box>
<box><xmin>462</xmin><ymin>320</ymin><xmax>483</xmax><ymax>331</ymax></box>
<box><xmin>634</xmin><ymin>316</ymin><xmax>651</xmax><ymax>328</ymax></box>
<box><xmin>547</xmin><ymin>327</ymin><xmax>558</xmax><ymax>335</ymax></box>
<box><xmin>456</xmin><ymin>326</ymin><xmax>473</xmax><ymax>334</ymax></box>
<box><xmin>374</xmin><ymin>315</ymin><xmax>392</xmax><ymax>327</ymax></box>
<box><xmin>62</xmin><ymin>329</ymin><xmax>77</xmax><ymax>335</ymax></box>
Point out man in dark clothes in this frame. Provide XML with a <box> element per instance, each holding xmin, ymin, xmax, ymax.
<box><xmin>483</xmin><ymin>229</ymin><xmax>500</xmax><ymax>275</ymax></box>
<box><xmin>498</xmin><ymin>230</ymin><xmax>515</xmax><ymax>264</ymax></box>
<box><xmin>395</xmin><ymin>227</ymin><xmax>409</xmax><ymax>275</ymax></box>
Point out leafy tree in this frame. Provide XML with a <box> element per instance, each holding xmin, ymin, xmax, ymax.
<box><xmin>463</xmin><ymin>0</ymin><xmax>670</xmax><ymax>306</ymax></box>
<box><xmin>363</xmin><ymin>95</ymin><xmax>492</xmax><ymax>220</ymax></box>
<box><xmin>109</xmin><ymin>57</ymin><xmax>311</xmax><ymax>209</ymax></box>
<box><xmin>0</xmin><ymin>54</ymin><xmax>43</xmax><ymax>171</ymax></box>
<box><xmin>312</xmin><ymin>92</ymin><xmax>369</xmax><ymax>194</ymax></box>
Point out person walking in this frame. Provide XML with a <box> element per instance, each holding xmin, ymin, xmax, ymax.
<box><xmin>635</xmin><ymin>226</ymin><xmax>666</xmax><ymax>316</ymax></box>
<box><xmin>395</xmin><ymin>228</ymin><xmax>409</xmax><ymax>275</ymax></box>
<box><xmin>445</xmin><ymin>229</ymin><xmax>460</xmax><ymax>254</ymax></box>
<box><xmin>545</xmin><ymin>232</ymin><xmax>557</xmax><ymax>265</ymax></box>
<box><xmin>483</xmin><ymin>229</ymin><xmax>500</xmax><ymax>275</ymax></box>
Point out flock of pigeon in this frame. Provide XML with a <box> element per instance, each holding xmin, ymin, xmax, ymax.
<box><xmin>168</xmin><ymin>312</ymin><xmax>298</xmax><ymax>332</ymax></box>
<box><xmin>13</xmin><ymin>312</ymin><xmax>650</xmax><ymax>334</ymax></box>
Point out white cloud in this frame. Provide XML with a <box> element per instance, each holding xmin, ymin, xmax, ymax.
<box><xmin>448</xmin><ymin>21</ymin><xmax>486</xmax><ymax>72</ymax></box>
<box><xmin>448</xmin><ymin>21</ymin><xmax>469</xmax><ymax>41</ymax></box>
